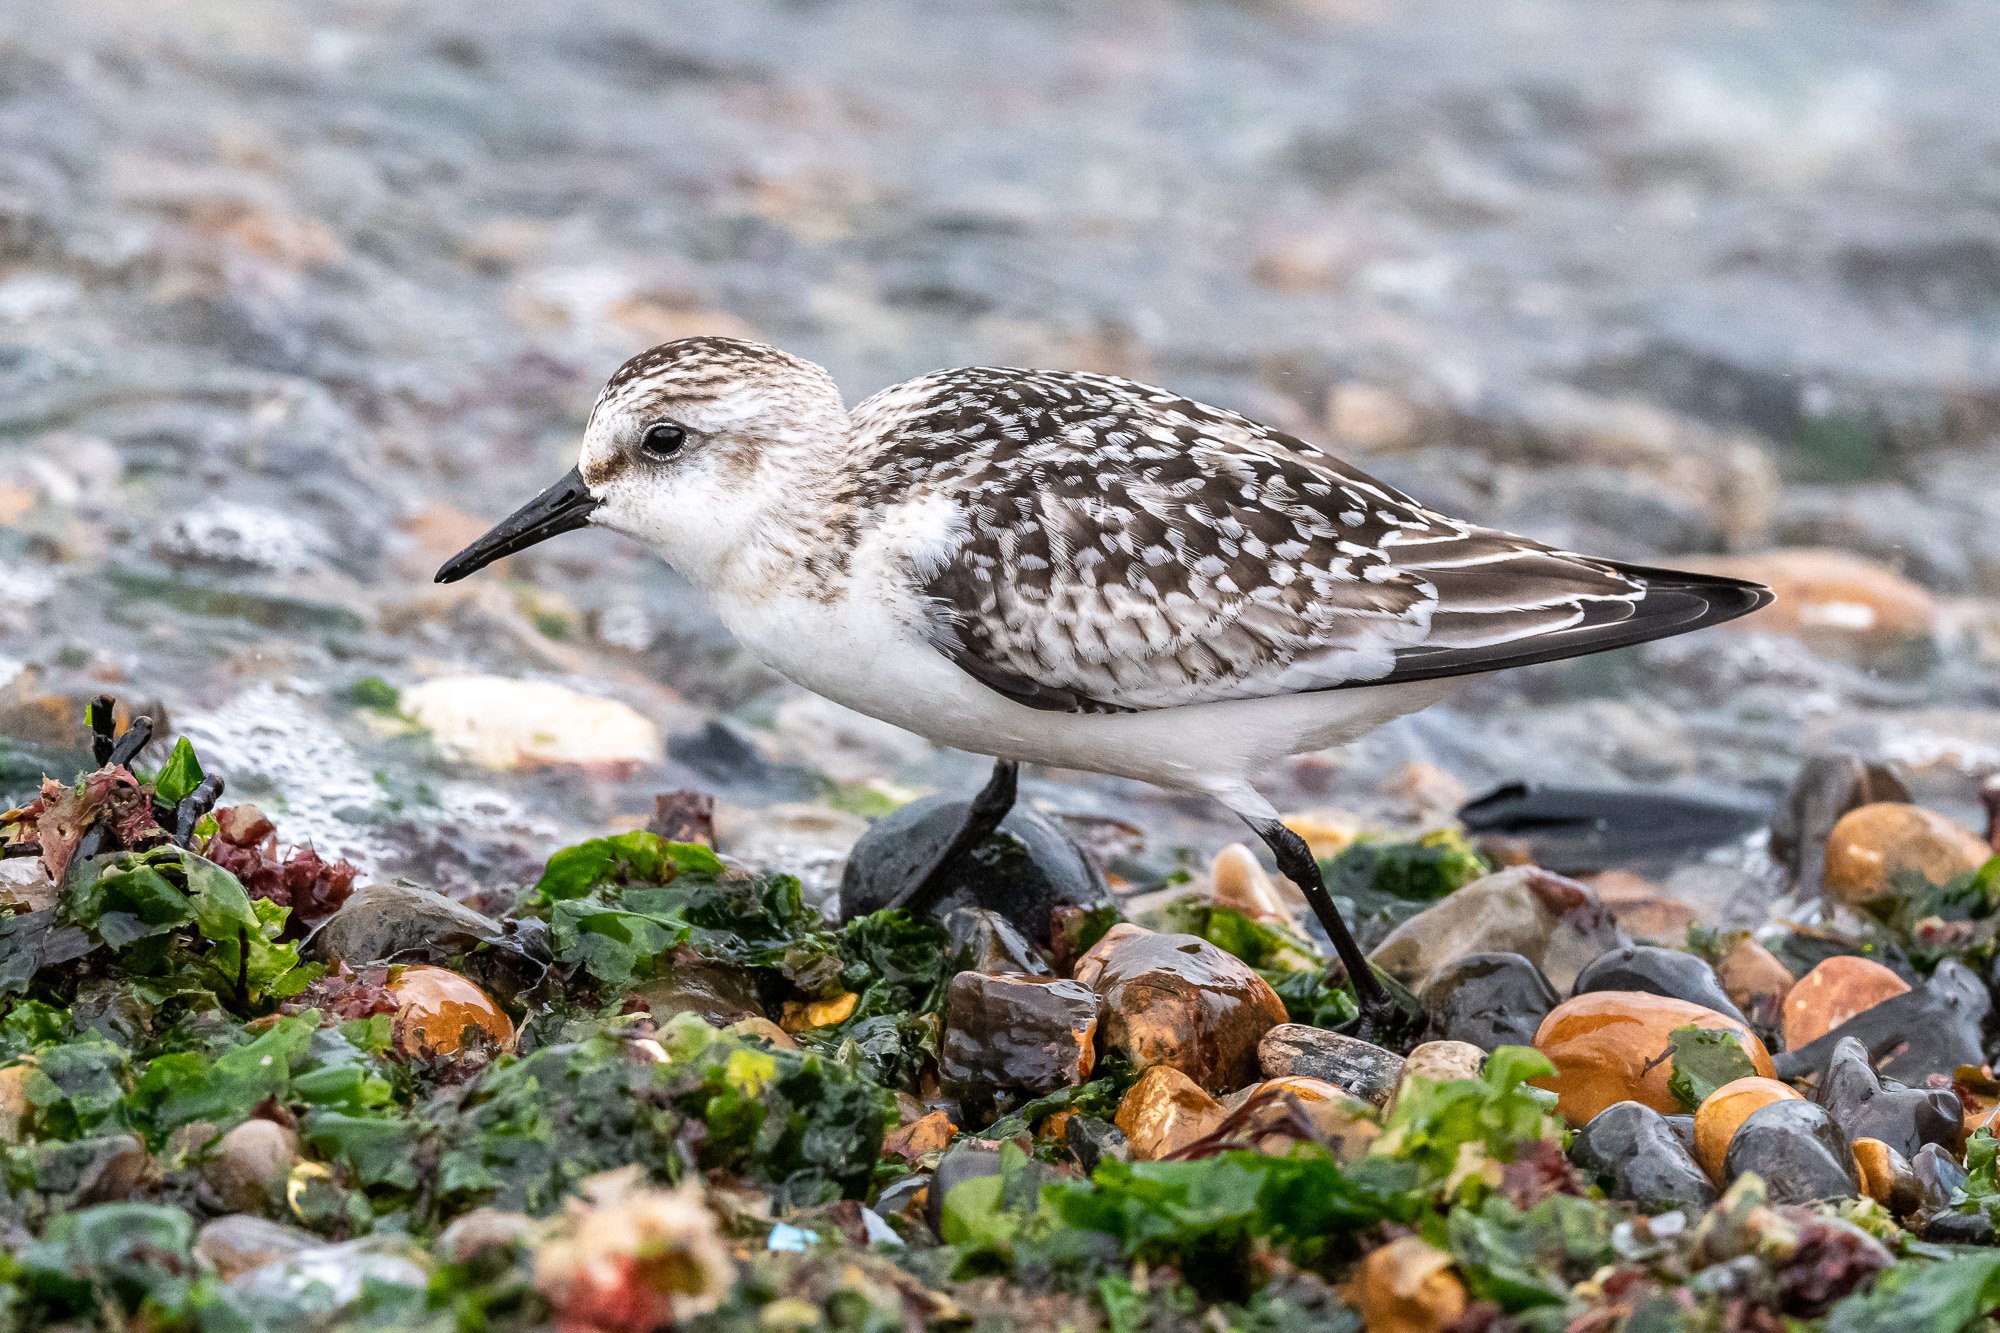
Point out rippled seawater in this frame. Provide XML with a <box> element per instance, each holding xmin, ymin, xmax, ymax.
<box><xmin>1</xmin><ymin>0</ymin><xmax>1995</xmax><ymax>906</ymax></box>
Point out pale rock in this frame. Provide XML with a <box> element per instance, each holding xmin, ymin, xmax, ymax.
<box><xmin>402</xmin><ymin>675</ymin><xmax>661</xmax><ymax>769</ymax></box>
<box><xmin>205</xmin><ymin>1118</ymin><xmax>300</xmax><ymax>1213</ymax></box>
<box><xmin>196</xmin><ymin>1214</ymin><xmax>319</xmax><ymax>1282</ymax></box>
<box><xmin>1368</xmin><ymin>865</ymin><xmax>1626</xmax><ymax>992</ymax></box>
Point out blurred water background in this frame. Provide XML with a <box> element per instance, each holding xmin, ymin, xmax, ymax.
<box><xmin>0</xmin><ymin>0</ymin><xmax>1995</xmax><ymax>914</ymax></box>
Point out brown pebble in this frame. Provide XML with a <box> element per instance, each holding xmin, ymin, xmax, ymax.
<box><xmin>1089</xmin><ymin>931</ymin><xmax>1288</xmax><ymax>1092</ymax></box>
<box><xmin>1350</xmin><ymin>1236</ymin><xmax>1467</xmax><ymax>1333</ymax></box>
<box><xmin>205</xmin><ymin>1119</ymin><xmax>301</xmax><ymax>1213</ymax></box>
<box><xmin>1852</xmin><ymin>1137</ymin><xmax>1921</xmax><ymax>1213</ymax></box>
<box><xmin>1716</xmin><ymin>937</ymin><xmax>1795</xmax><ymax>1013</ymax></box>
<box><xmin>1114</xmin><ymin>1066</ymin><xmax>1227</xmax><ymax>1160</ymax></box>
<box><xmin>1823</xmin><ymin>803</ymin><xmax>1990</xmax><ymax>907</ymax></box>
<box><xmin>1781</xmin><ymin>956</ymin><xmax>1909</xmax><ymax>1051</ymax></box>
<box><xmin>388</xmin><ymin>965</ymin><xmax>516</xmax><ymax>1057</ymax></box>
<box><xmin>882</xmin><ymin>1109</ymin><xmax>957</xmax><ymax>1163</ymax></box>
<box><xmin>1222</xmin><ymin>1076</ymin><xmax>1378</xmax><ymax>1161</ymax></box>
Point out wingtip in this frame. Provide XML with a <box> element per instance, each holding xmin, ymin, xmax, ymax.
<box><xmin>1621</xmin><ymin>563</ymin><xmax>1775</xmax><ymax>632</ymax></box>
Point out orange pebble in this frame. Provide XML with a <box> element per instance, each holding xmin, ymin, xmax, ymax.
<box><xmin>1693</xmin><ymin>1076</ymin><xmax>1802</xmax><ymax>1184</ymax></box>
<box><xmin>1533</xmin><ymin>991</ymin><xmax>1775</xmax><ymax>1126</ymax></box>
<box><xmin>388</xmin><ymin>965</ymin><xmax>516</xmax><ymax>1057</ymax></box>
<box><xmin>1781</xmin><ymin>956</ymin><xmax>1909</xmax><ymax>1051</ymax></box>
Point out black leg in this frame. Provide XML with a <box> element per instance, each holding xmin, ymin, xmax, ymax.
<box><xmin>887</xmin><ymin>758</ymin><xmax>1020</xmax><ymax>917</ymax></box>
<box><xmin>1247</xmin><ymin>817</ymin><xmax>1389</xmax><ymax>1024</ymax></box>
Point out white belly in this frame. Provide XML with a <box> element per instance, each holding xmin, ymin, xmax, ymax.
<box><xmin>719</xmin><ymin>585</ymin><xmax>1460</xmax><ymax>798</ymax></box>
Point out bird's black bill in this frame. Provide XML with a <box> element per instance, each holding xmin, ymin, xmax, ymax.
<box><xmin>435</xmin><ymin>467</ymin><xmax>600</xmax><ymax>583</ymax></box>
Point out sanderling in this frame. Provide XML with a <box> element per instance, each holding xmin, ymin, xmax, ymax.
<box><xmin>438</xmin><ymin>336</ymin><xmax>1771</xmax><ymax>1022</ymax></box>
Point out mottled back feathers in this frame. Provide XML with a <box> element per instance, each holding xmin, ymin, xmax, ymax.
<box><xmin>843</xmin><ymin>366</ymin><xmax>1768</xmax><ymax>713</ymax></box>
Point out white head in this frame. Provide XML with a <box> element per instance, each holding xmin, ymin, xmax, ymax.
<box><xmin>437</xmin><ymin>337</ymin><xmax>850</xmax><ymax>589</ymax></box>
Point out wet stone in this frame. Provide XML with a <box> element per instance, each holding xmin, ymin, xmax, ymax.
<box><xmin>1722</xmin><ymin>1099</ymin><xmax>1857</xmax><ymax>1204</ymax></box>
<box><xmin>1065</xmin><ymin>1114</ymin><xmax>1129</xmax><ymax>1175</ymax></box>
<box><xmin>1570</xmin><ymin>1101</ymin><xmax>1716</xmax><ymax>1209</ymax></box>
<box><xmin>630</xmin><ymin>962</ymin><xmax>765</xmax><ymax>1028</ymax></box>
<box><xmin>940</xmin><ymin>972</ymin><xmax>1098</xmax><ymax>1105</ymax></box>
<box><xmin>1572</xmin><ymin>944</ymin><xmax>1746</xmax><ymax>1024</ymax></box>
<box><xmin>1369</xmin><ymin>865</ymin><xmax>1626</xmax><ymax>993</ymax></box>
<box><xmin>1852</xmin><ymin>1137</ymin><xmax>1924</xmax><ymax>1214</ymax></box>
<box><xmin>1352</xmin><ymin>1236</ymin><xmax>1467</xmax><ymax>1333</ymax></box>
<box><xmin>1813</xmin><ymin>1035</ymin><xmax>1962</xmax><ymax>1162</ymax></box>
<box><xmin>307</xmin><ymin>881</ymin><xmax>510</xmax><ymax>966</ymax></box>
<box><xmin>1389</xmin><ymin>1041</ymin><xmax>1485</xmax><ymax>1112</ymax></box>
<box><xmin>1089</xmin><ymin>931</ymin><xmax>1287</xmax><ymax>1093</ymax></box>
<box><xmin>1533</xmin><ymin>991</ymin><xmax>1774</xmax><ymax>1125</ymax></box>
<box><xmin>1920</xmin><ymin>1209</ymin><xmax>1996</xmax><ymax>1245</ymax></box>
<box><xmin>1889</xmin><ymin>958</ymin><xmax>1991</xmax><ymax>1085</ymax></box>
<box><xmin>1913</xmin><ymin>1142</ymin><xmax>1969</xmax><ymax>1213</ymax></box>
<box><xmin>388</xmin><ymin>965</ymin><xmax>516</xmax><ymax>1058</ymax></box>
<box><xmin>1223</xmin><ymin>1076</ymin><xmax>1379</xmax><ymax>1161</ymax></box>
<box><xmin>1714</xmin><ymin>936</ymin><xmax>1794</xmax><ymax>1021</ymax></box>
<box><xmin>1115</xmin><ymin>1065</ymin><xmax>1228</xmax><ymax>1160</ymax></box>
<box><xmin>204</xmin><ymin>1118</ymin><xmax>300</xmax><ymax>1213</ymax></box>
<box><xmin>1418</xmin><ymin>951</ymin><xmax>1558</xmax><ymax>1051</ymax></box>
<box><xmin>1257</xmin><ymin>1024</ymin><xmax>1405</xmax><ymax>1106</ymax></box>
<box><xmin>841</xmin><ymin>795</ymin><xmax>1110</xmax><ymax>941</ymax></box>
<box><xmin>944</xmin><ymin>907</ymin><xmax>1051</xmax><ymax>977</ymax></box>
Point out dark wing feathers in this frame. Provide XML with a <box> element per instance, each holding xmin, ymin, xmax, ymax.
<box><xmin>847</xmin><ymin>367</ymin><xmax>1772</xmax><ymax>714</ymax></box>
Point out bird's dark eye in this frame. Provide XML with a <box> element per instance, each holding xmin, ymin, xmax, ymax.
<box><xmin>640</xmin><ymin>422</ymin><xmax>686</xmax><ymax>458</ymax></box>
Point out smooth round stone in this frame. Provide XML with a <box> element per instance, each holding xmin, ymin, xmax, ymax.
<box><xmin>1419</xmin><ymin>952</ymin><xmax>1559</xmax><ymax>1051</ymax></box>
<box><xmin>195</xmin><ymin>1215</ymin><xmax>318</xmax><ymax>1282</ymax></box>
<box><xmin>387</xmin><ymin>965</ymin><xmax>516</xmax><ymax>1058</ymax></box>
<box><xmin>1814</xmin><ymin>1035</ymin><xmax>1962</xmax><ymax>1161</ymax></box>
<box><xmin>1781</xmin><ymin>956</ymin><xmax>1909</xmax><ymax>1051</ymax></box>
<box><xmin>1389</xmin><ymin>1041</ymin><xmax>1486</xmax><ymax>1112</ymax></box>
<box><xmin>1723</xmin><ymin>1099</ymin><xmax>1858</xmax><ymax>1203</ymax></box>
<box><xmin>1922</xmin><ymin>1210</ymin><xmax>1996</xmax><ymax>1245</ymax></box>
<box><xmin>840</xmin><ymin>795</ymin><xmax>1109</xmax><ymax>941</ymax></box>
<box><xmin>204</xmin><ymin>1119</ymin><xmax>300</xmax><ymax>1213</ymax></box>
<box><xmin>1823</xmin><ymin>803</ymin><xmax>1990</xmax><ymax>908</ymax></box>
<box><xmin>307</xmin><ymin>881</ymin><xmax>510</xmax><ymax>966</ymax></box>
<box><xmin>1533</xmin><ymin>992</ymin><xmax>1775</xmax><ymax>1125</ymax></box>
<box><xmin>1570</xmin><ymin>1101</ymin><xmax>1716</xmax><ymax>1209</ymax></box>
<box><xmin>1572</xmin><ymin>944</ymin><xmax>1747</xmax><ymax>1024</ymax></box>
<box><xmin>1693</xmin><ymin>1077</ymin><xmax>1801</xmax><ymax>1184</ymax></box>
